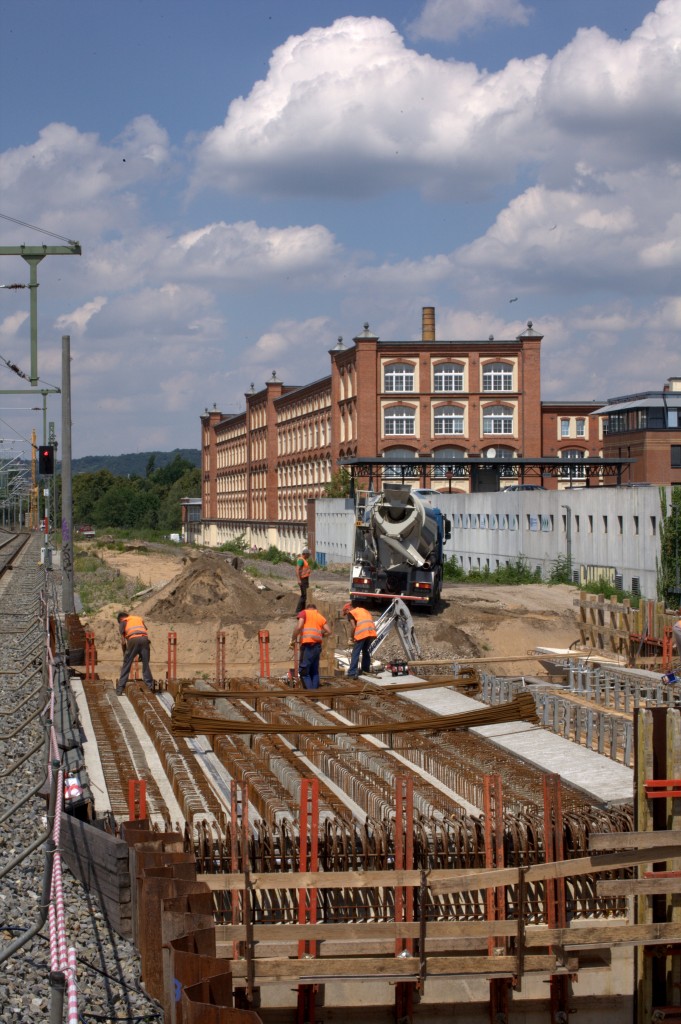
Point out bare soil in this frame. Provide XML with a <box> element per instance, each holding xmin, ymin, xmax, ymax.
<box><xmin>80</xmin><ymin>543</ymin><xmax>581</xmax><ymax>684</ymax></box>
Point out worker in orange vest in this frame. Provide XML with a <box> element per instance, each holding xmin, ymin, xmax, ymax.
<box><xmin>295</xmin><ymin>546</ymin><xmax>312</xmax><ymax>613</ymax></box>
<box><xmin>674</xmin><ymin>609</ymin><xmax>681</xmax><ymax>664</ymax></box>
<box><xmin>342</xmin><ymin>602</ymin><xmax>377</xmax><ymax>679</ymax></box>
<box><xmin>291</xmin><ymin>604</ymin><xmax>332</xmax><ymax>690</ymax></box>
<box><xmin>116</xmin><ymin>611</ymin><xmax>154</xmax><ymax>695</ymax></box>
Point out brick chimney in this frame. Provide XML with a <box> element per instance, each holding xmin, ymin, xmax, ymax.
<box><xmin>422</xmin><ymin>306</ymin><xmax>435</xmax><ymax>342</ymax></box>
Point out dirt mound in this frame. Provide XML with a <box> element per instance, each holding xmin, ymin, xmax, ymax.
<box><xmin>136</xmin><ymin>552</ymin><xmax>298</xmax><ymax>625</ymax></box>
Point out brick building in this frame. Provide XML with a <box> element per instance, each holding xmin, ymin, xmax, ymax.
<box><xmin>199</xmin><ymin>308</ymin><xmax>608</xmax><ymax>550</ymax></box>
<box><xmin>597</xmin><ymin>379</ymin><xmax>681</xmax><ymax>485</ymax></box>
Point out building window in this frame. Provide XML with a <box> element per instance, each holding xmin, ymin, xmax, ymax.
<box><xmin>482</xmin><ymin>405</ymin><xmax>514</xmax><ymax>435</ymax></box>
<box><xmin>384</xmin><ymin>363</ymin><xmax>415</xmax><ymax>393</ymax></box>
<box><xmin>433</xmin><ymin>362</ymin><xmax>464</xmax><ymax>393</ymax></box>
<box><xmin>672</xmin><ymin>446</ymin><xmax>681</xmax><ymax>468</ymax></box>
<box><xmin>560</xmin><ymin>448</ymin><xmax>587</xmax><ymax>479</ymax></box>
<box><xmin>383</xmin><ymin>447</ymin><xmax>418</xmax><ymax>479</ymax></box>
<box><xmin>560</xmin><ymin>419</ymin><xmax>570</xmax><ymax>438</ymax></box>
<box><xmin>434</xmin><ymin>405</ymin><xmax>464</xmax><ymax>436</ymax></box>
<box><xmin>384</xmin><ymin>405</ymin><xmax>416</xmax><ymax>436</ymax></box>
<box><xmin>482</xmin><ymin>361</ymin><xmax>513</xmax><ymax>392</ymax></box>
<box><xmin>433</xmin><ymin>447</ymin><xmax>467</xmax><ymax>478</ymax></box>
<box><xmin>576</xmin><ymin>418</ymin><xmax>586</xmax><ymax>437</ymax></box>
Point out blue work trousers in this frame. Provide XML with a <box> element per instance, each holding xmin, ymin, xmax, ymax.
<box><xmin>348</xmin><ymin>637</ymin><xmax>373</xmax><ymax>678</ymax></box>
<box><xmin>299</xmin><ymin>642</ymin><xmax>322</xmax><ymax>690</ymax></box>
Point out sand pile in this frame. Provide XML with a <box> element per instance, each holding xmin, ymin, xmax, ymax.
<box><xmin>135</xmin><ymin>552</ymin><xmax>298</xmax><ymax>625</ymax></box>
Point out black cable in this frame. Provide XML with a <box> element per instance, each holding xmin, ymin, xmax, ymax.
<box><xmin>0</xmin><ymin>211</ymin><xmax>78</xmax><ymax>246</ymax></box>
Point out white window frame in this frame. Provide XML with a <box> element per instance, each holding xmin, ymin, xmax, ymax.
<box><xmin>384</xmin><ymin>363</ymin><xmax>415</xmax><ymax>393</ymax></box>
<box><xmin>433</xmin><ymin>362</ymin><xmax>464</xmax><ymax>393</ymax></box>
<box><xmin>384</xmin><ymin>405</ymin><xmax>416</xmax><ymax>436</ymax></box>
<box><xmin>432</xmin><ymin>447</ymin><xmax>466</xmax><ymax>478</ymax></box>
<box><xmin>560</xmin><ymin>448</ymin><xmax>587</xmax><ymax>479</ymax></box>
<box><xmin>433</xmin><ymin>405</ymin><xmax>464</xmax><ymax>436</ymax></box>
<box><xmin>482</xmin><ymin>404</ymin><xmax>514</xmax><ymax>435</ymax></box>
<box><xmin>383</xmin><ymin>447</ymin><xmax>418</xmax><ymax>479</ymax></box>
<box><xmin>560</xmin><ymin>419</ymin><xmax>570</xmax><ymax>438</ymax></box>
<box><xmin>576</xmin><ymin>418</ymin><xmax>586</xmax><ymax>438</ymax></box>
<box><xmin>482</xmin><ymin>361</ymin><xmax>513</xmax><ymax>392</ymax></box>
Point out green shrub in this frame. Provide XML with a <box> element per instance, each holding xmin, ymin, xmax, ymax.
<box><xmin>444</xmin><ymin>556</ymin><xmax>542</xmax><ymax>585</ymax></box>
<box><xmin>218</xmin><ymin>534</ymin><xmax>248</xmax><ymax>555</ymax></box>
<box><xmin>442</xmin><ymin>554</ymin><xmax>465</xmax><ymax>581</ymax></box>
<box><xmin>253</xmin><ymin>545</ymin><xmax>296</xmax><ymax>565</ymax></box>
<box><xmin>580</xmin><ymin>577</ymin><xmax>640</xmax><ymax>607</ymax></box>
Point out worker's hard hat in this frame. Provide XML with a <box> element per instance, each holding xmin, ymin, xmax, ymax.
<box><xmin>302</xmin><ymin>546</ymin><xmax>310</xmax><ymax>554</ymax></box>
<box><xmin>342</xmin><ymin>602</ymin><xmax>353</xmax><ymax>614</ymax></box>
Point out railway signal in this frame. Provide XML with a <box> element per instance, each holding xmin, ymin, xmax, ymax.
<box><xmin>38</xmin><ymin>443</ymin><xmax>54</xmax><ymax>475</ymax></box>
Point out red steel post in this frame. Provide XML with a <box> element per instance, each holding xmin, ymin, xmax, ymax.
<box><xmin>258</xmin><ymin>630</ymin><xmax>270</xmax><ymax>678</ymax></box>
<box><xmin>167</xmin><ymin>631</ymin><xmax>177</xmax><ymax>683</ymax></box>
<box><xmin>543</xmin><ymin>773</ymin><xmax>570</xmax><ymax>1023</ymax></box>
<box><xmin>297</xmin><ymin>778</ymin><xmax>319</xmax><ymax>1023</ymax></box>
<box><xmin>216</xmin><ymin>630</ymin><xmax>226</xmax><ymax>688</ymax></box>
<box><xmin>84</xmin><ymin>631</ymin><xmax>96</xmax><ymax>682</ymax></box>
<box><xmin>395</xmin><ymin>775</ymin><xmax>415</xmax><ymax>1022</ymax></box>
<box><xmin>128</xmin><ymin>779</ymin><xmax>146</xmax><ymax>821</ymax></box>
<box><xmin>484</xmin><ymin>774</ymin><xmax>510</xmax><ymax>1023</ymax></box>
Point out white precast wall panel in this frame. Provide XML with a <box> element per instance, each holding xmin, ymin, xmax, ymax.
<box><xmin>313</xmin><ymin>498</ymin><xmax>356</xmax><ymax>568</ymax></box>
<box><xmin>314</xmin><ymin>487</ymin><xmax>668</xmax><ymax>599</ymax></box>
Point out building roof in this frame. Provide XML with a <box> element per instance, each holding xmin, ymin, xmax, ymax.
<box><xmin>595</xmin><ymin>393</ymin><xmax>681</xmax><ymax>416</ymax></box>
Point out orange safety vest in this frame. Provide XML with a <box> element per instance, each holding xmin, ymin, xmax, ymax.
<box><xmin>299</xmin><ymin>608</ymin><xmax>327</xmax><ymax>645</ymax></box>
<box><xmin>298</xmin><ymin>555</ymin><xmax>311</xmax><ymax>580</ymax></box>
<box><xmin>123</xmin><ymin>615</ymin><xmax>149</xmax><ymax>641</ymax></box>
<box><xmin>348</xmin><ymin>607</ymin><xmax>377</xmax><ymax>641</ymax></box>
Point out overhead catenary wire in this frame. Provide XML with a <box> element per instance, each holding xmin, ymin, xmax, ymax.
<box><xmin>0</xmin><ymin>211</ymin><xmax>78</xmax><ymax>246</ymax></box>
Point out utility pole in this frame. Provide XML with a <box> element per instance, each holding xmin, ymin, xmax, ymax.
<box><xmin>61</xmin><ymin>336</ymin><xmax>74</xmax><ymax>613</ymax></box>
<box><xmin>0</xmin><ymin>242</ymin><xmax>81</xmax><ymax>384</ymax></box>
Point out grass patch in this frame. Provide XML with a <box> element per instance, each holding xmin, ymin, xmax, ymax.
<box><xmin>73</xmin><ymin>549</ymin><xmax>146</xmax><ymax>614</ymax></box>
<box><xmin>443</xmin><ymin>555</ymin><xmax>541</xmax><ymax>584</ymax></box>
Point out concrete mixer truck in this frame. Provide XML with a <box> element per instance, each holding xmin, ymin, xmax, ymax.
<box><xmin>349</xmin><ymin>484</ymin><xmax>451</xmax><ymax>612</ymax></box>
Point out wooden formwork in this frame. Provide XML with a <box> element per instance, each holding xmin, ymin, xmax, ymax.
<box><xmin>576</xmin><ymin>594</ymin><xmax>678</xmax><ymax>669</ymax></box>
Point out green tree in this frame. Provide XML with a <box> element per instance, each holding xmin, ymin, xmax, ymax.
<box><xmin>151</xmin><ymin>454</ymin><xmax>195</xmax><ymax>488</ymax></box>
<box><xmin>324</xmin><ymin>467</ymin><xmax>351</xmax><ymax>498</ymax></box>
<box><xmin>157</xmin><ymin>468</ymin><xmax>201</xmax><ymax>532</ymax></box>
<box><xmin>658</xmin><ymin>484</ymin><xmax>681</xmax><ymax>607</ymax></box>
<box><xmin>73</xmin><ymin>470</ymin><xmax>116</xmax><ymax>524</ymax></box>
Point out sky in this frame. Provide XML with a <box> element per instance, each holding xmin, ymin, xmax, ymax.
<box><xmin>0</xmin><ymin>0</ymin><xmax>679</xmax><ymax>458</ymax></box>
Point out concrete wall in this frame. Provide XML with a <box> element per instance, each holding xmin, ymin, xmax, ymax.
<box><xmin>313</xmin><ymin>497</ymin><xmax>356</xmax><ymax>568</ymax></box>
<box><xmin>314</xmin><ymin>486</ymin><xmax>669</xmax><ymax>599</ymax></box>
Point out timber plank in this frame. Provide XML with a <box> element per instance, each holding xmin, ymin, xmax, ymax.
<box><xmin>589</xmin><ymin>830</ymin><xmax>681</xmax><ymax>851</ymax></box>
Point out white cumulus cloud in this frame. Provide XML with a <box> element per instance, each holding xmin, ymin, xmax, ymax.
<box><xmin>408</xmin><ymin>0</ymin><xmax>532</xmax><ymax>41</ymax></box>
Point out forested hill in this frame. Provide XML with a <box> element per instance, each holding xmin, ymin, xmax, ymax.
<box><xmin>71</xmin><ymin>449</ymin><xmax>200</xmax><ymax>477</ymax></box>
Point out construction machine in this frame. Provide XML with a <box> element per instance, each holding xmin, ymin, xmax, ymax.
<box><xmin>349</xmin><ymin>484</ymin><xmax>451</xmax><ymax>612</ymax></box>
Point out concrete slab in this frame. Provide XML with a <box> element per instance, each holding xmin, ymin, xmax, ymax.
<box><xmin>370</xmin><ymin>675</ymin><xmax>634</xmax><ymax>807</ymax></box>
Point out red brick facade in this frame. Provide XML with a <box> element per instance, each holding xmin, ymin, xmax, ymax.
<box><xmin>199</xmin><ymin>310</ymin><xmax>678</xmax><ymax>550</ymax></box>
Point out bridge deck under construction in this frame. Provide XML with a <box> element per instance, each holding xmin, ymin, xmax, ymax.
<box><xmin>369</xmin><ymin>671</ymin><xmax>634</xmax><ymax>806</ymax></box>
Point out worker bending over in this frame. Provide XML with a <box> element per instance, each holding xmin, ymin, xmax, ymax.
<box><xmin>292</xmin><ymin>603</ymin><xmax>331</xmax><ymax>690</ymax></box>
<box><xmin>116</xmin><ymin>611</ymin><xmax>154</xmax><ymax>695</ymax></box>
<box><xmin>342</xmin><ymin>602</ymin><xmax>377</xmax><ymax>679</ymax></box>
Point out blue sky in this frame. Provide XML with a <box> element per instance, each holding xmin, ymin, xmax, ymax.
<box><xmin>0</xmin><ymin>0</ymin><xmax>679</xmax><ymax>457</ymax></box>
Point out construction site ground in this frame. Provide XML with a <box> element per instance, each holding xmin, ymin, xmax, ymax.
<box><xmin>77</xmin><ymin>539</ymin><xmax>582</xmax><ymax>684</ymax></box>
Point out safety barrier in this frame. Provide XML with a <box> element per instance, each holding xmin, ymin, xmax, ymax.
<box><xmin>480</xmin><ymin>658</ymin><xmax>681</xmax><ymax>768</ymax></box>
<box><xmin>0</xmin><ymin>554</ymin><xmax>82</xmax><ymax>1021</ymax></box>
